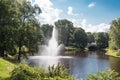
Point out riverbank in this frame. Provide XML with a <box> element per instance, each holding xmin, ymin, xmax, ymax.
<box><xmin>106</xmin><ymin>49</ymin><xmax>120</xmax><ymax>57</ymax></box>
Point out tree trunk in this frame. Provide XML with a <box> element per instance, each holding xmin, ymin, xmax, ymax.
<box><xmin>0</xmin><ymin>47</ymin><xmax>5</xmax><ymax>57</ymax></box>
<box><xmin>18</xmin><ymin>46</ymin><xmax>22</xmax><ymax>62</ymax></box>
<box><xmin>18</xmin><ymin>33</ymin><xmax>22</xmax><ymax>62</ymax></box>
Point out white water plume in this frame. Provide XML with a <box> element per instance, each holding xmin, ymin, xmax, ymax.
<box><xmin>28</xmin><ymin>26</ymin><xmax>71</xmax><ymax>68</ymax></box>
<box><xmin>39</xmin><ymin>26</ymin><xmax>64</xmax><ymax>56</ymax></box>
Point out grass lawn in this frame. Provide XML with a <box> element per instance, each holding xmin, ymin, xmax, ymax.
<box><xmin>0</xmin><ymin>58</ymin><xmax>15</xmax><ymax>79</ymax></box>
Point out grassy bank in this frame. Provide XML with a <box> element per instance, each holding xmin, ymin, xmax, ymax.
<box><xmin>65</xmin><ymin>46</ymin><xmax>77</xmax><ymax>51</ymax></box>
<box><xmin>0</xmin><ymin>58</ymin><xmax>15</xmax><ymax>79</ymax></box>
<box><xmin>106</xmin><ymin>49</ymin><xmax>120</xmax><ymax>57</ymax></box>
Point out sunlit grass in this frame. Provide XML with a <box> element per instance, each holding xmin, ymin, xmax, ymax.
<box><xmin>106</xmin><ymin>49</ymin><xmax>120</xmax><ymax>57</ymax></box>
<box><xmin>0</xmin><ymin>58</ymin><xmax>15</xmax><ymax>79</ymax></box>
<box><xmin>65</xmin><ymin>46</ymin><xmax>77</xmax><ymax>51</ymax></box>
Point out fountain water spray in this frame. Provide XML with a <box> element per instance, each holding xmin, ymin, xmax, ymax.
<box><xmin>40</xmin><ymin>26</ymin><xmax>61</xmax><ymax>56</ymax></box>
<box><xmin>28</xmin><ymin>26</ymin><xmax>65</xmax><ymax>68</ymax></box>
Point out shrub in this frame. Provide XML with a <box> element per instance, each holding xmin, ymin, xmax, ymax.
<box><xmin>9</xmin><ymin>64</ymin><xmax>46</xmax><ymax>80</ymax></box>
<box><xmin>116</xmin><ymin>49</ymin><xmax>120</xmax><ymax>56</ymax></box>
<box><xmin>48</xmin><ymin>63</ymin><xmax>69</xmax><ymax>78</ymax></box>
<box><xmin>42</xmin><ymin>77</ymin><xmax>75</xmax><ymax>80</ymax></box>
<box><xmin>8</xmin><ymin>63</ymin><xmax>75</xmax><ymax>80</ymax></box>
<box><xmin>85</xmin><ymin>69</ymin><xmax>120</xmax><ymax>80</ymax></box>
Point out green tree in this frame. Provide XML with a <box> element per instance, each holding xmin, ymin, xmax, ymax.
<box><xmin>0</xmin><ymin>0</ymin><xmax>20</xmax><ymax>56</ymax></box>
<box><xmin>41</xmin><ymin>24</ymin><xmax>53</xmax><ymax>43</ymax></box>
<box><xmin>86</xmin><ymin>32</ymin><xmax>95</xmax><ymax>44</ymax></box>
<box><xmin>54</xmin><ymin>19</ymin><xmax>74</xmax><ymax>46</ymax></box>
<box><xmin>109</xmin><ymin>18</ymin><xmax>120</xmax><ymax>50</ymax></box>
<box><xmin>0</xmin><ymin>0</ymin><xmax>43</xmax><ymax>62</ymax></box>
<box><xmin>15</xmin><ymin>0</ymin><xmax>42</xmax><ymax>61</ymax></box>
<box><xmin>94</xmin><ymin>32</ymin><xmax>109</xmax><ymax>49</ymax></box>
<box><xmin>21</xmin><ymin>20</ymin><xmax>44</xmax><ymax>56</ymax></box>
<box><xmin>73</xmin><ymin>28</ymin><xmax>87</xmax><ymax>50</ymax></box>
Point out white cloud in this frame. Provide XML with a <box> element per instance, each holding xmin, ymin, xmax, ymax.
<box><xmin>69</xmin><ymin>18</ymin><xmax>110</xmax><ymax>33</ymax></box>
<box><xmin>31</xmin><ymin>0</ymin><xmax>62</xmax><ymax>24</ymax></box>
<box><xmin>68</xmin><ymin>18</ymin><xmax>81</xmax><ymax>27</ymax></box>
<box><xmin>67</xmin><ymin>6</ymin><xmax>79</xmax><ymax>16</ymax></box>
<box><xmin>68</xmin><ymin>6</ymin><xmax>73</xmax><ymax>15</ymax></box>
<box><xmin>88</xmin><ymin>2</ymin><xmax>96</xmax><ymax>8</ymax></box>
<box><xmin>81</xmin><ymin>19</ymin><xmax>87</xmax><ymax>28</ymax></box>
<box><xmin>80</xmin><ymin>19</ymin><xmax>110</xmax><ymax>33</ymax></box>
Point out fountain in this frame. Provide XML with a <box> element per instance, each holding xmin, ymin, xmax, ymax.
<box><xmin>40</xmin><ymin>26</ymin><xmax>61</xmax><ymax>56</ymax></box>
<box><xmin>28</xmin><ymin>26</ymin><xmax>71</xmax><ymax>69</ymax></box>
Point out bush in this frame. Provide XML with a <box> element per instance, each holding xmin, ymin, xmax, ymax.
<box><xmin>42</xmin><ymin>77</ymin><xmax>75</xmax><ymax>80</ymax></box>
<box><xmin>8</xmin><ymin>64</ymin><xmax>75</xmax><ymax>80</ymax></box>
<box><xmin>85</xmin><ymin>69</ymin><xmax>120</xmax><ymax>80</ymax></box>
<box><xmin>9</xmin><ymin>64</ymin><xmax>46</xmax><ymax>80</ymax></box>
<box><xmin>48</xmin><ymin>64</ymin><xmax>69</xmax><ymax>78</ymax></box>
<box><xmin>116</xmin><ymin>49</ymin><xmax>120</xmax><ymax>56</ymax></box>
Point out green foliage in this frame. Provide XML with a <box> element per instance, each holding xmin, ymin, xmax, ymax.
<box><xmin>116</xmin><ymin>49</ymin><xmax>120</xmax><ymax>56</ymax></box>
<box><xmin>15</xmin><ymin>0</ymin><xmax>42</xmax><ymax>61</ymax></box>
<box><xmin>73</xmin><ymin>28</ymin><xmax>87</xmax><ymax>50</ymax></box>
<box><xmin>0</xmin><ymin>0</ymin><xmax>20</xmax><ymax>56</ymax></box>
<box><xmin>109</xmin><ymin>18</ymin><xmax>120</xmax><ymax>50</ymax></box>
<box><xmin>48</xmin><ymin>64</ymin><xmax>69</xmax><ymax>78</ymax></box>
<box><xmin>85</xmin><ymin>69</ymin><xmax>120</xmax><ymax>80</ymax></box>
<box><xmin>0</xmin><ymin>0</ymin><xmax>43</xmax><ymax>61</ymax></box>
<box><xmin>41</xmin><ymin>77</ymin><xmax>75</xmax><ymax>80</ymax></box>
<box><xmin>86</xmin><ymin>32</ymin><xmax>95</xmax><ymax>43</ymax></box>
<box><xmin>41</xmin><ymin>24</ymin><xmax>53</xmax><ymax>42</ymax></box>
<box><xmin>9</xmin><ymin>64</ymin><xmax>46</xmax><ymax>80</ymax></box>
<box><xmin>106</xmin><ymin>49</ymin><xmax>120</xmax><ymax>57</ymax></box>
<box><xmin>94</xmin><ymin>32</ymin><xmax>109</xmax><ymax>49</ymax></box>
<box><xmin>8</xmin><ymin>64</ymin><xmax>74</xmax><ymax>80</ymax></box>
<box><xmin>55</xmin><ymin>19</ymin><xmax>74</xmax><ymax>46</ymax></box>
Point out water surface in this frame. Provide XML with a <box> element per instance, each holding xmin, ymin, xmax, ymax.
<box><xmin>28</xmin><ymin>51</ymin><xmax>109</xmax><ymax>79</ymax></box>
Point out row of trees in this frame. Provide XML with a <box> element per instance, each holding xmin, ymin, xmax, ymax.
<box><xmin>41</xmin><ymin>19</ymin><xmax>109</xmax><ymax>50</ymax></box>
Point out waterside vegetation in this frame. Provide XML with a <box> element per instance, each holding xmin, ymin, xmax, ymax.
<box><xmin>0</xmin><ymin>58</ymin><xmax>120</xmax><ymax>80</ymax></box>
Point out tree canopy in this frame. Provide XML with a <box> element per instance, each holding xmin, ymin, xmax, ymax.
<box><xmin>55</xmin><ymin>19</ymin><xmax>74</xmax><ymax>45</ymax></box>
<box><xmin>94</xmin><ymin>32</ymin><xmax>109</xmax><ymax>49</ymax></box>
<box><xmin>73</xmin><ymin>28</ymin><xmax>87</xmax><ymax>50</ymax></box>
<box><xmin>0</xmin><ymin>0</ymin><xmax>42</xmax><ymax>62</ymax></box>
<box><xmin>109</xmin><ymin>18</ymin><xmax>120</xmax><ymax>50</ymax></box>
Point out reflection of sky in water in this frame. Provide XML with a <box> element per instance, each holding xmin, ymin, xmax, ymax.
<box><xmin>68</xmin><ymin>52</ymin><xmax>109</xmax><ymax>79</ymax></box>
<box><xmin>28</xmin><ymin>51</ymin><xmax>109</xmax><ymax>79</ymax></box>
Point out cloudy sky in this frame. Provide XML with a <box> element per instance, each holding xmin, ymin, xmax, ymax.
<box><xmin>31</xmin><ymin>0</ymin><xmax>120</xmax><ymax>33</ymax></box>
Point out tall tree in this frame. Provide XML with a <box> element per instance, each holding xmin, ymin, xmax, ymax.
<box><xmin>109</xmin><ymin>18</ymin><xmax>120</xmax><ymax>50</ymax></box>
<box><xmin>0</xmin><ymin>0</ymin><xmax>20</xmax><ymax>56</ymax></box>
<box><xmin>0</xmin><ymin>0</ymin><xmax>43</xmax><ymax>62</ymax></box>
<box><xmin>16</xmin><ymin>0</ymin><xmax>42</xmax><ymax>61</ymax></box>
<box><xmin>94</xmin><ymin>32</ymin><xmax>109</xmax><ymax>49</ymax></box>
<box><xmin>73</xmin><ymin>28</ymin><xmax>87</xmax><ymax>50</ymax></box>
<box><xmin>41</xmin><ymin>24</ymin><xmax>53</xmax><ymax>43</ymax></box>
<box><xmin>54</xmin><ymin>19</ymin><xmax>74</xmax><ymax>46</ymax></box>
<box><xmin>86</xmin><ymin>32</ymin><xmax>95</xmax><ymax>44</ymax></box>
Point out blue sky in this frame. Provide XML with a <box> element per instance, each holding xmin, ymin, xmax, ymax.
<box><xmin>31</xmin><ymin>0</ymin><xmax>120</xmax><ymax>32</ymax></box>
